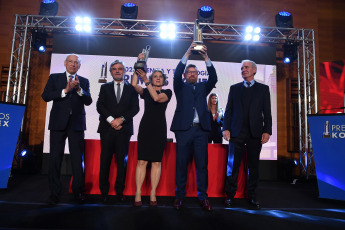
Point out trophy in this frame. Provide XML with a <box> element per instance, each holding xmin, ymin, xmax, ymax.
<box><xmin>192</xmin><ymin>19</ymin><xmax>204</xmax><ymax>54</ymax></box>
<box><xmin>134</xmin><ymin>45</ymin><xmax>151</xmax><ymax>73</ymax></box>
<box><xmin>98</xmin><ymin>61</ymin><xmax>107</xmax><ymax>83</ymax></box>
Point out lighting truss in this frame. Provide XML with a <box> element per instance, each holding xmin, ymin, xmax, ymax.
<box><xmin>6</xmin><ymin>15</ymin><xmax>317</xmax><ymax>177</ymax></box>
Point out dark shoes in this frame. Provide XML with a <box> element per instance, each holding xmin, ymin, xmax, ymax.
<box><xmin>173</xmin><ymin>198</ymin><xmax>183</xmax><ymax>210</ymax></box>
<box><xmin>101</xmin><ymin>194</ymin><xmax>109</xmax><ymax>204</ymax></box>
<box><xmin>248</xmin><ymin>199</ymin><xmax>261</xmax><ymax>209</ymax></box>
<box><xmin>74</xmin><ymin>193</ymin><xmax>86</xmax><ymax>204</ymax></box>
<box><xmin>117</xmin><ymin>194</ymin><xmax>126</xmax><ymax>202</ymax></box>
<box><xmin>200</xmin><ymin>199</ymin><xmax>212</xmax><ymax>211</ymax></box>
<box><xmin>224</xmin><ymin>197</ymin><xmax>233</xmax><ymax>207</ymax></box>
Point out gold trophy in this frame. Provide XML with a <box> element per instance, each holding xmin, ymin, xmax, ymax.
<box><xmin>192</xmin><ymin>19</ymin><xmax>204</xmax><ymax>54</ymax></box>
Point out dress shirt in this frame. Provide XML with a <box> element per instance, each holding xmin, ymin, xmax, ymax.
<box><xmin>243</xmin><ymin>79</ymin><xmax>255</xmax><ymax>88</ymax></box>
<box><xmin>181</xmin><ymin>56</ymin><xmax>212</xmax><ymax>124</ymax></box>
<box><xmin>106</xmin><ymin>80</ymin><xmax>125</xmax><ymax>124</ymax></box>
<box><xmin>61</xmin><ymin>72</ymin><xmax>84</xmax><ymax>97</ymax></box>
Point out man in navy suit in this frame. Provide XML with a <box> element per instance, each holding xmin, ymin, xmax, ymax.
<box><xmin>42</xmin><ymin>54</ymin><xmax>92</xmax><ymax>204</ymax></box>
<box><xmin>97</xmin><ymin>60</ymin><xmax>139</xmax><ymax>203</ymax></box>
<box><xmin>171</xmin><ymin>43</ymin><xmax>218</xmax><ymax>211</ymax></box>
<box><xmin>223</xmin><ymin>60</ymin><xmax>272</xmax><ymax>209</ymax></box>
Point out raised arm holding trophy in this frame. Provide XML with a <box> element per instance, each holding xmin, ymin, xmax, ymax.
<box><xmin>134</xmin><ymin>45</ymin><xmax>151</xmax><ymax>73</ymax></box>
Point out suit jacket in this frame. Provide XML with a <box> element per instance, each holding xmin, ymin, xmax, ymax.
<box><xmin>170</xmin><ymin>61</ymin><xmax>218</xmax><ymax>132</ymax></box>
<box><xmin>223</xmin><ymin>81</ymin><xmax>272</xmax><ymax>138</ymax></box>
<box><xmin>96</xmin><ymin>81</ymin><xmax>139</xmax><ymax>135</ymax></box>
<box><xmin>42</xmin><ymin>72</ymin><xmax>92</xmax><ymax>131</ymax></box>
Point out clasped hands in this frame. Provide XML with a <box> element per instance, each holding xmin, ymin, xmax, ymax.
<box><xmin>65</xmin><ymin>76</ymin><xmax>81</xmax><ymax>93</ymax></box>
<box><xmin>110</xmin><ymin>117</ymin><xmax>123</xmax><ymax>130</ymax></box>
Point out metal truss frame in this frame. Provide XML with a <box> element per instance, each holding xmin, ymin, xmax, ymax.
<box><xmin>6</xmin><ymin>15</ymin><xmax>317</xmax><ymax>177</ymax></box>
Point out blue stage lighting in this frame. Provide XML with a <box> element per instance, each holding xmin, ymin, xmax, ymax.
<box><xmin>198</xmin><ymin>6</ymin><xmax>214</xmax><ymax>23</ymax></box>
<box><xmin>121</xmin><ymin>3</ymin><xmax>138</xmax><ymax>19</ymax></box>
<box><xmin>39</xmin><ymin>0</ymin><xmax>58</xmax><ymax>16</ymax></box>
<box><xmin>20</xmin><ymin>150</ymin><xmax>27</xmax><ymax>157</ymax></box>
<box><xmin>276</xmin><ymin>11</ymin><xmax>293</xmax><ymax>28</ymax></box>
<box><xmin>124</xmin><ymin>3</ymin><xmax>136</xmax><ymax>7</ymax></box>
<box><xmin>283</xmin><ymin>42</ymin><xmax>297</xmax><ymax>64</ymax></box>
<box><xmin>279</xmin><ymin>11</ymin><xmax>291</xmax><ymax>17</ymax></box>
<box><xmin>31</xmin><ymin>30</ymin><xmax>47</xmax><ymax>53</ymax></box>
<box><xmin>201</xmin><ymin>6</ymin><xmax>212</xmax><ymax>12</ymax></box>
<box><xmin>38</xmin><ymin>45</ymin><xmax>46</xmax><ymax>53</ymax></box>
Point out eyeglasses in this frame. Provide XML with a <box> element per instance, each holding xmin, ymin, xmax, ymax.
<box><xmin>186</xmin><ymin>71</ymin><xmax>198</xmax><ymax>75</ymax></box>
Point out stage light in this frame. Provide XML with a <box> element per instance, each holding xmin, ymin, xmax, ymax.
<box><xmin>246</xmin><ymin>26</ymin><xmax>253</xmax><ymax>33</ymax></box>
<box><xmin>283</xmin><ymin>41</ymin><xmax>298</xmax><ymax>64</ymax></box>
<box><xmin>31</xmin><ymin>30</ymin><xmax>47</xmax><ymax>53</ymax></box>
<box><xmin>75</xmin><ymin>16</ymin><xmax>92</xmax><ymax>33</ymax></box>
<box><xmin>283</xmin><ymin>57</ymin><xmax>291</xmax><ymax>64</ymax></box>
<box><xmin>244</xmin><ymin>26</ymin><xmax>261</xmax><ymax>41</ymax></box>
<box><xmin>160</xmin><ymin>23</ymin><xmax>176</xmax><ymax>40</ymax></box>
<box><xmin>254</xmin><ymin>27</ymin><xmax>261</xmax><ymax>33</ymax></box>
<box><xmin>20</xmin><ymin>150</ymin><xmax>27</xmax><ymax>157</ymax></box>
<box><xmin>121</xmin><ymin>3</ymin><xmax>138</xmax><ymax>19</ymax></box>
<box><xmin>39</xmin><ymin>0</ymin><xmax>58</xmax><ymax>16</ymax></box>
<box><xmin>244</xmin><ymin>34</ymin><xmax>252</xmax><ymax>41</ymax></box>
<box><xmin>197</xmin><ymin>6</ymin><xmax>214</xmax><ymax>23</ymax></box>
<box><xmin>276</xmin><ymin>11</ymin><xmax>293</xmax><ymax>28</ymax></box>
<box><xmin>253</xmin><ymin>34</ymin><xmax>260</xmax><ymax>41</ymax></box>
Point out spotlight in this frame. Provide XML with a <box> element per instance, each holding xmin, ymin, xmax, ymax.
<box><xmin>75</xmin><ymin>16</ymin><xmax>92</xmax><ymax>33</ymax></box>
<box><xmin>121</xmin><ymin>3</ymin><xmax>138</xmax><ymax>19</ymax></box>
<box><xmin>20</xmin><ymin>150</ymin><xmax>27</xmax><ymax>157</ymax></box>
<box><xmin>39</xmin><ymin>0</ymin><xmax>58</xmax><ymax>16</ymax></box>
<box><xmin>244</xmin><ymin>26</ymin><xmax>261</xmax><ymax>42</ymax></box>
<box><xmin>197</xmin><ymin>6</ymin><xmax>214</xmax><ymax>23</ymax></box>
<box><xmin>283</xmin><ymin>42</ymin><xmax>298</xmax><ymax>64</ymax></box>
<box><xmin>31</xmin><ymin>30</ymin><xmax>47</xmax><ymax>53</ymax></box>
<box><xmin>160</xmin><ymin>23</ymin><xmax>176</xmax><ymax>40</ymax></box>
<box><xmin>275</xmin><ymin>11</ymin><xmax>293</xmax><ymax>28</ymax></box>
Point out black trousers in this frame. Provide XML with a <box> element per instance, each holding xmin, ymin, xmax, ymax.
<box><xmin>49</xmin><ymin>118</ymin><xmax>85</xmax><ymax>197</ymax></box>
<box><xmin>99</xmin><ymin>130</ymin><xmax>131</xmax><ymax>196</ymax></box>
<box><xmin>225</xmin><ymin>130</ymin><xmax>262</xmax><ymax>199</ymax></box>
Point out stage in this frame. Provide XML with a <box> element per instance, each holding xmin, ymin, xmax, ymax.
<box><xmin>1</xmin><ymin>173</ymin><xmax>344</xmax><ymax>230</ymax></box>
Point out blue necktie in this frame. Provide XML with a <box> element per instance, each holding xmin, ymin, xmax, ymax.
<box><xmin>246</xmin><ymin>82</ymin><xmax>251</xmax><ymax>88</ymax></box>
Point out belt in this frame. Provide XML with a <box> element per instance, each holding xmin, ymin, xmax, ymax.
<box><xmin>191</xmin><ymin>123</ymin><xmax>200</xmax><ymax>127</ymax></box>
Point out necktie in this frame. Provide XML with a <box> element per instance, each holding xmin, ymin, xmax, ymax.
<box><xmin>69</xmin><ymin>75</ymin><xmax>73</xmax><ymax>81</ymax></box>
<box><xmin>117</xmin><ymin>83</ymin><xmax>121</xmax><ymax>103</ymax></box>
<box><xmin>246</xmin><ymin>82</ymin><xmax>251</xmax><ymax>88</ymax></box>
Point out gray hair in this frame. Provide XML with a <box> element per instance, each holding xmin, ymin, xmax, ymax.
<box><xmin>109</xmin><ymin>60</ymin><xmax>126</xmax><ymax>72</ymax></box>
<box><xmin>241</xmin><ymin>59</ymin><xmax>257</xmax><ymax>69</ymax></box>
<box><xmin>149</xmin><ymin>69</ymin><xmax>168</xmax><ymax>86</ymax></box>
<box><xmin>66</xmin><ymin>53</ymin><xmax>81</xmax><ymax>64</ymax></box>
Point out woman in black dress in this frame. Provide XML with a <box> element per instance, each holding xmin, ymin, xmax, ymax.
<box><xmin>131</xmin><ymin>60</ymin><xmax>172</xmax><ymax>207</ymax></box>
<box><xmin>207</xmin><ymin>93</ymin><xmax>224</xmax><ymax>143</ymax></box>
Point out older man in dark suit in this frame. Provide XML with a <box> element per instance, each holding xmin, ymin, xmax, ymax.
<box><xmin>223</xmin><ymin>59</ymin><xmax>272</xmax><ymax>209</ymax></box>
<box><xmin>171</xmin><ymin>43</ymin><xmax>218</xmax><ymax>211</ymax></box>
<box><xmin>42</xmin><ymin>54</ymin><xmax>92</xmax><ymax>204</ymax></box>
<box><xmin>97</xmin><ymin>60</ymin><xmax>139</xmax><ymax>203</ymax></box>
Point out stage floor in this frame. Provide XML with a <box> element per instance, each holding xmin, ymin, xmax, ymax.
<box><xmin>0</xmin><ymin>173</ymin><xmax>345</xmax><ymax>230</ymax></box>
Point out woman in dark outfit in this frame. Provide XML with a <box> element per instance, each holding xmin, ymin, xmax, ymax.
<box><xmin>132</xmin><ymin>56</ymin><xmax>172</xmax><ymax>206</ymax></box>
